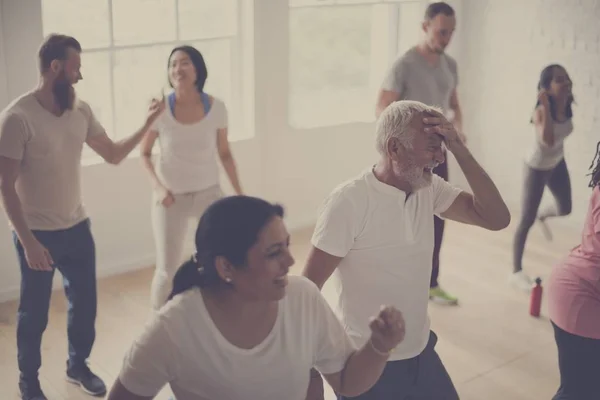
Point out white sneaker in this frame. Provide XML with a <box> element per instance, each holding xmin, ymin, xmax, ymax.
<box><xmin>510</xmin><ymin>271</ymin><xmax>533</xmax><ymax>292</ymax></box>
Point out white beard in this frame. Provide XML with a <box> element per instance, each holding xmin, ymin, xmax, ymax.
<box><xmin>399</xmin><ymin>160</ymin><xmax>434</xmax><ymax>191</ymax></box>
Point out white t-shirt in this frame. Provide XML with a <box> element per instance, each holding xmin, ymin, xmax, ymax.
<box><xmin>151</xmin><ymin>96</ymin><xmax>227</xmax><ymax>194</ymax></box>
<box><xmin>118</xmin><ymin>276</ymin><xmax>355</xmax><ymax>400</ymax></box>
<box><xmin>312</xmin><ymin>168</ymin><xmax>462</xmax><ymax>361</ymax></box>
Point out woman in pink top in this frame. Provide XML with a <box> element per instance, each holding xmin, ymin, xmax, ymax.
<box><xmin>547</xmin><ymin>143</ymin><xmax>600</xmax><ymax>399</ymax></box>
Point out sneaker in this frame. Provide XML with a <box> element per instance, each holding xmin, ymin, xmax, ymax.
<box><xmin>19</xmin><ymin>378</ymin><xmax>48</xmax><ymax>400</ymax></box>
<box><xmin>66</xmin><ymin>362</ymin><xmax>107</xmax><ymax>397</ymax></box>
<box><xmin>429</xmin><ymin>286</ymin><xmax>459</xmax><ymax>305</ymax></box>
<box><xmin>510</xmin><ymin>270</ymin><xmax>533</xmax><ymax>292</ymax></box>
<box><xmin>538</xmin><ymin>216</ymin><xmax>553</xmax><ymax>241</ymax></box>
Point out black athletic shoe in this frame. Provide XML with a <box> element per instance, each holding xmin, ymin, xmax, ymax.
<box><xmin>19</xmin><ymin>378</ymin><xmax>48</xmax><ymax>400</ymax></box>
<box><xmin>66</xmin><ymin>362</ymin><xmax>107</xmax><ymax>397</ymax></box>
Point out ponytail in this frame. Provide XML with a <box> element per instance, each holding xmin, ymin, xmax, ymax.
<box><xmin>167</xmin><ymin>254</ymin><xmax>224</xmax><ymax>302</ymax></box>
<box><xmin>167</xmin><ymin>255</ymin><xmax>205</xmax><ymax>301</ymax></box>
<box><xmin>166</xmin><ymin>195</ymin><xmax>287</xmax><ymax>303</ymax></box>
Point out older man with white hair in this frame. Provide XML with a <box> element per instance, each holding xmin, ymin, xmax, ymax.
<box><xmin>303</xmin><ymin>100</ymin><xmax>510</xmax><ymax>399</ymax></box>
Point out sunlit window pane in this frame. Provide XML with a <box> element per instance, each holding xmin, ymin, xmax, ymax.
<box><xmin>397</xmin><ymin>2</ymin><xmax>423</xmax><ymax>55</ymax></box>
<box><xmin>113</xmin><ymin>46</ymin><xmax>173</xmax><ymax>137</ymax></box>
<box><xmin>178</xmin><ymin>0</ymin><xmax>238</xmax><ymax>40</ymax></box>
<box><xmin>112</xmin><ymin>0</ymin><xmax>177</xmax><ymax>46</ymax></box>
<box><xmin>77</xmin><ymin>51</ymin><xmax>113</xmax><ymax>160</ymax></box>
<box><xmin>289</xmin><ymin>6</ymin><xmax>373</xmax><ymax>128</ymax></box>
<box><xmin>41</xmin><ymin>0</ymin><xmax>110</xmax><ymax>49</ymax></box>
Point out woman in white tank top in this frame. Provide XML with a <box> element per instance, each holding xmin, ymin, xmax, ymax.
<box><xmin>511</xmin><ymin>64</ymin><xmax>574</xmax><ymax>291</ymax></box>
<box><xmin>140</xmin><ymin>45</ymin><xmax>243</xmax><ymax>310</ymax></box>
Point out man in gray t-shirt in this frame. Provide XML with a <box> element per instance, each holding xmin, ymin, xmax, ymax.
<box><xmin>0</xmin><ymin>34</ymin><xmax>163</xmax><ymax>400</ymax></box>
<box><xmin>376</xmin><ymin>2</ymin><xmax>464</xmax><ymax>306</ymax></box>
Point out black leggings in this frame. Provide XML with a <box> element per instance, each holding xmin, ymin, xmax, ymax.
<box><xmin>513</xmin><ymin>159</ymin><xmax>572</xmax><ymax>273</ymax></box>
<box><xmin>552</xmin><ymin>321</ymin><xmax>600</xmax><ymax>399</ymax></box>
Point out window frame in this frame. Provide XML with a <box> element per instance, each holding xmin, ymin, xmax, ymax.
<box><xmin>40</xmin><ymin>0</ymin><xmax>255</xmax><ymax>165</ymax></box>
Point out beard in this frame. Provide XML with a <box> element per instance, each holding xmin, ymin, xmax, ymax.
<box><xmin>52</xmin><ymin>73</ymin><xmax>75</xmax><ymax>112</ymax></box>
<box><xmin>397</xmin><ymin>159</ymin><xmax>437</xmax><ymax>191</ymax></box>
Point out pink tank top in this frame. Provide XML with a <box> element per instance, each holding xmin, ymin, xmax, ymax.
<box><xmin>548</xmin><ymin>186</ymin><xmax>600</xmax><ymax>339</ymax></box>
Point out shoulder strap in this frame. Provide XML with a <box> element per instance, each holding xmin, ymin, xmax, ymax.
<box><xmin>200</xmin><ymin>92</ymin><xmax>211</xmax><ymax>114</ymax></box>
<box><xmin>168</xmin><ymin>92</ymin><xmax>176</xmax><ymax>116</ymax></box>
<box><xmin>169</xmin><ymin>92</ymin><xmax>211</xmax><ymax>116</ymax></box>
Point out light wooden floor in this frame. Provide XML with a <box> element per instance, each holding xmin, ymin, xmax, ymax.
<box><xmin>0</xmin><ymin>219</ymin><xmax>580</xmax><ymax>400</ymax></box>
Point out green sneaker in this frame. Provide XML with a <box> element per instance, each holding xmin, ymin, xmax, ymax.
<box><xmin>429</xmin><ymin>286</ymin><xmax>458</xmax><ymax>305</ymax></box>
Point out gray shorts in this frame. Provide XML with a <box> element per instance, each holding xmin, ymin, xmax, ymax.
<box><xmin>338</xmin><ymin>331</ymin><xmax>459</xmax><ymax>400</ymax></box>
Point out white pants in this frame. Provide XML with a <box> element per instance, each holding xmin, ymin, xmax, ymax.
<box><xmin>150</xmin><ymin>185</ymin><xmax>223</xmax><ymax>310</ymax></box>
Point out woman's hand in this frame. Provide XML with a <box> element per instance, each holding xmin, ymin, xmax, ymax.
<box><xmin>158</xmin><ymin>187</ymin><xmax>175</xmax><ymax>208</ymax></box>
<box><xmin>368</xmin><ymin>306</ymin><xmax>405</xmax><ymax>355</ymax></box>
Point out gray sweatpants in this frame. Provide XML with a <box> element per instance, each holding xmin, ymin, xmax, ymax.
<box><xmin>513</xmin><ymin>159</ymin><xmax>572</xmax><ymax>273</ymax></box>
<box><xmin>337</xmin><ymin>331</ymin><xmax>459</xmax><ymax>400</ymax></box>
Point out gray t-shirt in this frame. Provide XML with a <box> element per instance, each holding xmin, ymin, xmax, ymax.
<box><xmin>0</xmin><ymin>92</ymin><xmax>105</xmax><ymax>230</ymax></box>
<box><xmin>381</xmin><ymin>46</ymin><xmax>458</xmax><ymax>114</ymax></box>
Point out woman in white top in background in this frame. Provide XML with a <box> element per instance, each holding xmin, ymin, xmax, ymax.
<box><xmin>512</xmin><ymin>64</ymin><xmax>574</xmax><ymax>290</ymax></box>
<box><xmin>107</xmin><ymin>195</ymin><xmax>406</xmax><ymax>400</ymax></box>
<box><xmin>141</xmin><ymin>45</ymin><xmax>243</xmax><ymax>310</ymax></box>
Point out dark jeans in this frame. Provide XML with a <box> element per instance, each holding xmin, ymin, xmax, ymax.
<box><xmin>552</xmin><ymin>321</ymin><xmax>600</xmax><ymax>400</ymax></box>
<box><xmin>513</xmin><ymin>159</ymin><xmax>571</xmax><ymax>272</ymax></box>
<box><xmin>14</xmin><ymin>219</ymin><xmax>97</xmax><ymax>382</ymax></box>
<box><xmin>431</xmin><ymin>158</ymin><xmax>449</xmax><ymax>288</ymax></box>
<box><xmin>337</xmin><ymin>331</ymin><xmax>458</xmax><ymax>399</ymax></box>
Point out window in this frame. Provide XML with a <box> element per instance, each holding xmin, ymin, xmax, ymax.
<box><xmin>288</xmin><ymin>3</ymin><xmax>373</xmax><ymax>129</ymax></box>
<box><xmin>0</xmin><ymin>22</ymin><xmax>9</xmax><ymax>109</ymax></box>
<box><xmin>41</xmin><ymin>0</ymin><xmax>254</xmax><ymax>163</ymax></box>
<box><xmin>396</xmin><ymin>1</ymin><xmax>424</xmax><ymax>56</ymax></box>
<box><xmin>288</xmin><ymin>0</ymin><xmax>406</xmax><ymax>129</ymax></box>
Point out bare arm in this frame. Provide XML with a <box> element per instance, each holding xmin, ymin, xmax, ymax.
<box><xmin>423</xmin><ymin>116</ymin><xmax>510</xmax><ymax>231</ymax></box>
<box><xmin>139</xmin><ymin>130</ymin><xmax>167</xmax><ymax>192</ymax></box>
<box><xmin>322</xmin><ymin>342</ymin><xmax>390</xmax><ymax>397</ymax></box>
<box><xmin>107</xmin><ymin>379</ymin><xmax>154</xmax><ymax>400</ymax></box>
<box><xmin>86</xmin><ymin>124</ymin><xmax>150</xmax><ymax>165</ymax></box>
<box><xmin>309</xmin><ymin>291</ymin><xmax>405</xmax><ymax>397</ymax></box>
<box><xmin>303</xmin><ymin>247</ymin><xmax>343</xmax><ymax>399</ymax></box>
<box><xmin>449</xmin><ymin>88</ymin><xmax>464</xmax><ymax>136</ymax></box>
<box><xmin>302</xmin><ymin>247</ymin><xmax>342</xmax><ymax>289</ymax></box>
<box><xmin>217</xmin><ymin>128</ymin><xmax>242</xmax><ymax>195</ymax></box>
<box><xmin>440</xmin><ymin>144</ymin><xmax>510</xmax><ymax>230</ymax></box>
<box><xmin>86</xmin><ymin>98</ymin><xmax>164</xmax><ymax>165</ymax></box>
<box><xmin>534</xmin><ymin>104</ymin><xmax>554</xmax><ymax>147</ymax></box>
<box><xmin>0</xmin><ymin>156</ymin><xmax>35</xmax><ymax>246</ymax></box>
<box><xmin>375</xmin><ymin>90</ymin><xmax>400</xmax><ymax>118</ymax></box>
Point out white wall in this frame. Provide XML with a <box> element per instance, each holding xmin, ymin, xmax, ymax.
<box><xmin>0</xmin><ymin>0</ymin><xmax>7</xmax><ymax>108</ymax></box>
<box><xmin>0</xmin><ymin>0</ymin><xmax>408</xmax><ymax>301</ymax></box>
<box><xmin>460</xmin><ymin>0</ymin><xmax>599</xmax><ymax>233</ymax></box>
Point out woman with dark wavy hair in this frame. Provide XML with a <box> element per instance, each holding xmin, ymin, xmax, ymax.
<box><xmin>512</xmin><ymin>64</ymin><xmax>574</xmax><ymax>290</ymax></box>
<box><xmin>546</xmin><ymin>144</ymin><xmax>600</xmax><ymax>399</ymax></box>
<box><xmin>107</xmin><ymin>196</ymin><xmax>406</xmax><ymax>400</ymax></box>
<box><xmin>140</xmin><ymin>45</ymin><xmax>243</xmax><ymax>310</ymax></box>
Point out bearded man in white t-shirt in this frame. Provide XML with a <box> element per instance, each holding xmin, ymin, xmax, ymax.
<box><xmin>303</xmin><ymin>100</ymin><xmax>510</xmax><ymax>399</ymax></box>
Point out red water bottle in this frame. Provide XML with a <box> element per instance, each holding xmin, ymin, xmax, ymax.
<box><xmin>529</xmin><ymin>277</ymin><xmax>543</xmax><ymax>317</ymax></box>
